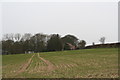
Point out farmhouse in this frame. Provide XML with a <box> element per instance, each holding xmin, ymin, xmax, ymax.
<box><xmin>66</xmin><ymin>43</ymin><xmax>76</xmax><ymax>50</ymax></box>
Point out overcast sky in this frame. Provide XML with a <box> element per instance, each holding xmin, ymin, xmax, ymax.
<box><xmin>1</xmin><ymin>1</ymin><xmax>118</xmax><ymax>45</ymax></box>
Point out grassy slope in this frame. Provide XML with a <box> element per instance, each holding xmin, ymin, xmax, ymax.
<box><xmin>2</xmin><ymin>48</ymin><xmax>118</xmax><ymax>78</ymax></box>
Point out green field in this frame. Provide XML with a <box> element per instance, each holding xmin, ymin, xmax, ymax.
<box><xmin>2</xmin><ymin>48</ymin><xmax>118</xmax><ymax>78</ymax></box>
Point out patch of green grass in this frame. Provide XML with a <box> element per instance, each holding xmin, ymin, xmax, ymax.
<box><xmin>2</xmin><ymin>53</ymin><xmax>33</xmax><ymax>78</ymax></box>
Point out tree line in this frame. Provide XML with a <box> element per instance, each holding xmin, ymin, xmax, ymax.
<box><xmin>1</xmin><ymin>33</ymin><xmax>86</xmax><ymax>55</ymax></box>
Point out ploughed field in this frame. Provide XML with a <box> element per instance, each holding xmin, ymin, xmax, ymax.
<box><xmin>2</xmin><ymin>48</ymin><xmax>118</xmax><ymax>78</ymax></box>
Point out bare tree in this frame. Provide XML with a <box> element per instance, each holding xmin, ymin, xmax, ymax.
<box><xmin>14</xmin><ymin>33</ymin><xmax>21</xmax><ymax>41</ymax></box>
<box><xmin>21</xmin><ymin>33</ymin><xmax>32</xmax><ymax>41</ymax></box>
<box><xmin>3</xmin><ymin>33</ymin><xmax>14</xmax><ymax>41</ymax></box>
<box><xmin>99</xmin><ymin>37</ymin><xmax>105</xmax><ymax>44</ymax></box>
<box><xmin>92</xmin><ymin>42</ymin><xmax>95</xmax><ymax>46</ymax></box>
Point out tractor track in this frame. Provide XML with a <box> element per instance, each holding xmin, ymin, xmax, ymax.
<box><xmin>14</xmin><ymin>54</ymin><xmax>35</xmax><ymax>77</ymax></box>
<box><xmin>37</xmin><ymin>53</ymin><xmax>55</xmax><ymax>71</ymax></box>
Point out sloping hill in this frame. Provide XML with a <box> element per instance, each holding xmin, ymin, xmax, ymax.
<box><xmin>2</xmin><ymin>48</ymin><xmax>118</xmax><ymax>78</ymax></box>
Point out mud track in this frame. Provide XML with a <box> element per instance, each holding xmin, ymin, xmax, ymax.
<box><xmin>37</xmin><ymin>53</ymin><xmax>55</xmax><ymax>71</ymax></box>
<box><xmin>14</xmin><ymin>54</ymin><xmax>35</xmax><ymax>77</ymax></box>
